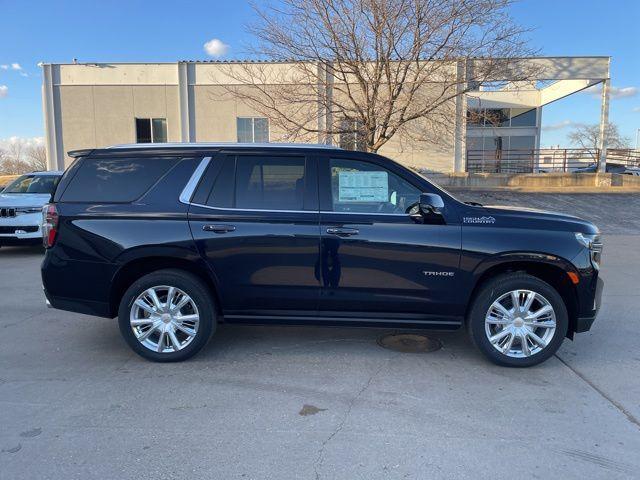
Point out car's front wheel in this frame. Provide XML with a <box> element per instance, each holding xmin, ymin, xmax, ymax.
<box><xmin>118</xmin><ymin>269</ymin><xmax>216</xmax><ymax>362</ymax></box>
<box><xmin>468</xmin><ymin>273</ymin><xmax>568</xmax><ymax>367</ymax></box>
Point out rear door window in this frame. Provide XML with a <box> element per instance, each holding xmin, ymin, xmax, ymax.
<box><xmin>235</xmin><ymin>155</ymin><xmax>306</xmax><ymax>210</ymax></box>
<box><xmin>60</xmin><ymin>156</ymin><xmax>180</xmax><ymax>202</ymax></box>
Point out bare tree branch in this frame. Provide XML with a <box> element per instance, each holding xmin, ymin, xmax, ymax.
<box><xmin>568</xmin><ymin>123</ymin><xmax>630</xmax><ymax>151</ymax></box>
<box><xmin>218</xmin><ymin>0</ymin><xmax>538</xmax><ymax>152</ymax></box>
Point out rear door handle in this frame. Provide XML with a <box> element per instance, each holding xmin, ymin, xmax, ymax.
<box><xmin>203</xmin><ymin>224</ymin><xmax>236</xmax><ymax>234</ymax></box>
<box><xmin>326</xmin><ymin>227</ymin><xmax>359</xmax><ymax>237</ymax></box>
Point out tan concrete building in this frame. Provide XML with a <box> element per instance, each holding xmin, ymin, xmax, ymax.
<box><xmin>42</xmin><ymin>57</ymin><xmax>611</xmax><ymax>172</ymax></box>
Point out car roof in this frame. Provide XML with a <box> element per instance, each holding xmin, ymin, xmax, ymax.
<box><xmin>108</xmin><ymin>142</ymin><xmax>340</xmax><ymax>150</ymax></box>
<box><xmin>22</xmin><ymin>171</ymin><xmax>64</xmax><ymax>176</ymax></box>
<box><xmin>69</xmin><ymin>142</ymin><xmax>341</xmax><ymax>158</ymax></box>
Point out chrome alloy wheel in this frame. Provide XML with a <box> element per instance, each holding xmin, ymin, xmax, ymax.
<box><xmin>130</xmin><ymin>285</ymin><xmax>200</xmax><ymax>353</ymax></box>
<box><xmin>484</xmin><ymin>289</ymin><xmax>556</xmax><ymax>358</ymax></box>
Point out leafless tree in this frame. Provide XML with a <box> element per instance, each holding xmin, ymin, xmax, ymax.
<box><xmin>26</xmin><ymin>144</ymin><xmax>48</xmax><ymax>171</ymax></box>
<box><xmin>0</xmin><ymin>142</ymin><xmax>29</xmax><ymax>174</ymax></box>
<box><xmin>0</xmin><ymin>140</ymin><xmax>48</xmax><ymax>174</ymax></box>
<box><xmin>568</xmin><ymin>123</ymin><xmax>630</xmax><ymax>151</ymax></box>
<box><xmin>0</xmin><ymin>158</ymin><xmax>32</xmax><ymax>175</ymax></box>
<box><xmin>219</xmin><ymin>0</ymin><xmax>537</xmax><ymax>152</ymax></box>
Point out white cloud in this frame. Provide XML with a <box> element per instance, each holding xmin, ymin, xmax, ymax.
<box><xmin>0</xmin><ymin>65</ymin><xmax>8</xmax><ymax>70</ymax></box>
<box><xmin>20</xmin><ymin>72</ymin><xmax>28</xmax><ymax>77</ymax></box>
<box><xmin>633</xmin><ymin>106</ymin><xmax>640</xmax><ymax>113</ymax></box>
<box><xmin>10</xmin><ymin>63</ymin><xmax>22</xmax><ymax>70</ymax></box>
<box><xmin>542</xmin><ymin>120</ymin><xmax>574</xmax><ymax>131</ymax></box>
<box><xmin>0</xmin><ymin>136</ymin><xmax>44</xmax><ymax>150</ymax></box>
<box><xmin>0</xmin><ymin>85</ymin><xmax>7</xmax><ymax>98</ymax></box>
<box><xmin>584</xmin><ymin>84</ymin><xmax>638</xmax><ymax>99</ymax></box>
<box><xmin>203</xmin><ymin>38</ymin><xmax>229</xmax><ymax>58</ymax></box>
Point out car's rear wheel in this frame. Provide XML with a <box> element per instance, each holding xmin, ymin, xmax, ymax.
<box><xmin>467</xmin><ymin>273</ymin><xmax>568</xmax><ymax>367</ymax></box>
<box><xmin>118</xmin><ymin>269</ymin><xmax>216</xmax><ymax>362</ymax></box>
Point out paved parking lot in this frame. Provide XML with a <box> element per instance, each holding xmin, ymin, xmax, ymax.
<box><xmin>1</xmin><ymin>193</ymin><xmax>639</xmax><ymax>480</ymax></box>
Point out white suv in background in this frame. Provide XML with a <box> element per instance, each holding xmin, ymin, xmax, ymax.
<box><xmin>0</xmin><ymin>171</ymin><xmax>63</xmax><ymax>247</ymax></box>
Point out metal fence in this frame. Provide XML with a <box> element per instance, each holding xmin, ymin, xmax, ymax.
<box><xmin>466</xmin><ymin>148</ymin><xmax>640</xmax><ymax>173</ymax></box>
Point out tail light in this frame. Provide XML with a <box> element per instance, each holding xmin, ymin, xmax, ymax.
<box><xmin>42</xmin><ymin>203</ymin><xmax>59</xmax><ymax>248</ymax></box>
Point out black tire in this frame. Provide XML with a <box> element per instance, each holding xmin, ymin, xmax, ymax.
<box><xmin>118</xmin><ymin>269</ymin><xmax>216</xmax><ymax>362</ymax></box>
<box><xmin>467</xmin><ymin>273</ymin><xmax>568</xmax><ymax>367</ymax></box>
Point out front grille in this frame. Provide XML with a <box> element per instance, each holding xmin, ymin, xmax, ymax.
<box><xmin>0</xmin><ymin>225</ymin><xmax>39</xmax><ymax>234</ymax></box>
<box><xmin>0</xmin><ymin>208</ymin><xmax>17</xmax><ymax>218</ymax></box>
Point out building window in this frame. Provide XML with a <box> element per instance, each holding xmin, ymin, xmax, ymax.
<box><xmin>509</xmin><ymin>108</ymin><xmax>537</xmax><ymax>127</ymax></box>
<box><xmin>135</xmin><ymin>118</ymin><xmax>167</xmax><ymax>143</ymax></box>
<box><xmin>508</xmin><ymin>135</ymin><xmax>536</xmax><ymax>150</ymax></box>
<box><xmin>237</xmin><ymin>117</ymin><xmax>269</xmax><ymax>143</ymax></box>
<box><xmin>466</xmin><ymin>109</ymin><xmax>484</xmax><ymax>127</ymax></box>
<box><xmin>466</xmin><ymin>108</ymin><xmax>536</xmax><ymax>128</ymax></box>
<box><xmin>339</xmin><ymin>118</ymin><xmax>366</xmax><ymax>151</ymax></box>
<box><xmin>483</xmin><ymin>109</ymin><xmax>510</xmax><ymax>127</ymax></box>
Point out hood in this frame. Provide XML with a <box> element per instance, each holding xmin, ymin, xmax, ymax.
<box><xmin>465</xmin><ymin>204</ymin><xmax>599</xmax><ymax>234</ymax></box>
<box><xmin>0</xmin><ymin>193</ymin><xmax>51</xmax><ymax>208</ymax></box>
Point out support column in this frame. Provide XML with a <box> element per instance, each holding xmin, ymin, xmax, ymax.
<box><xmin>597</xmin><ymin>77</ymin><xmax>610</xmax><ymax>172</ymax></box>
<box><xmin>316</xmin><ymin>62</ymin><xmax>325</xmax><ymax>144</ymax></box>
<box><xmin>324</xmin><ymin>63</ymin><xmax>334</xmax><ymax>145</ymax></box>
<box><xmin>177</xmin><ymin>62</ymin><xmax>194</xmax><ymax>142</ymax></box>
<box><xmin>453</xmin><ymin>60</ymin><xmax>467</xmax><ymax>172</ymax></box>
<box><xmin>42</xmin><ymin>64</ymin><xmax>64</xmax><ymax>170</ymax></box>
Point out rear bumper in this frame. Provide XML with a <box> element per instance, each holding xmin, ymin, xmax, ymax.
<box><xmin>43</xmin><ymin>284</ymin><xmax>112</xmax><ymax>317</ymax></box>
<box><xmin>575</xmin><ymin>276</ymin><xmax>604</xmax><ymax>333</ymax></box>
<box><xmin>41</xmin><ymin>250</ymin><xmax>117</xmax><ymax>318</ymax></box>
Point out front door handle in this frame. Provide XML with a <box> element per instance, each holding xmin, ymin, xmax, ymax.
<box><xmin>326</xmin><ymin>227</ymin><xmax>359</xmax><ymax>237</ymax></box>
<box><xmin>203</xmin><ymin>224</ymin><xmax>236</xmax><ymax>234</ymax></box>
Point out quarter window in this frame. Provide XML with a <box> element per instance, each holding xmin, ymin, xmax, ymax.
<box><xmin>235</xmin><ymin>156</ymin><xmax>305</xmax><ymax>210</ymax></box>
<box><xmin>329</xmin><ymin>158</ymin><xmax>420</xmax><ymax>214</ymax></box>
<box><xmin>136</xmin><ymin>118</ymin><xmax>167</xmax><ymax>143</ymax></box>
<box><xmin>60</xmin><ymin>156</ymin><xmax>180</xmax><ymax>202</ymax></box>
<box><xmin>237</xmin><ymin>117</ymin><xmax>269</xmax><ymax>143</ymax></box>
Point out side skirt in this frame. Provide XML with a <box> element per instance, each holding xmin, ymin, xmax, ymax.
<box><xmin>223</xmin><ymin>311</ymin><xmax>463</xmax><ymax>330</ymax></box>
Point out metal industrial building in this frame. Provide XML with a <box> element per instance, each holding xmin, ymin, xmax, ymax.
<box><xmin>41</xmin><ymin>56</ymin><xmax>611</xmax><ymax>172</ymax></box>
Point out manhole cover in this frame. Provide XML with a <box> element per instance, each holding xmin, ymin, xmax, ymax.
<box><xmin>377</xmin><ymin>333</ymin><xmax>442</xmax><ymax>353</ymax></box>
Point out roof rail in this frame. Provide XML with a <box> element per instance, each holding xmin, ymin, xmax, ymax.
<box><xmin>106</xmin><ymin>142</ymin><xmax>341</xmax><ymax>150</ymax></box>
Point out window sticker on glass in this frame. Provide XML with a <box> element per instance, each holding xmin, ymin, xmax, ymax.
<box><xmin>338</xmin><ymin>171</ymin><xmax>388</xmax><ymax>202</ymax></box>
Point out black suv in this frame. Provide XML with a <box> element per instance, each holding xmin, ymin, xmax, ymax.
<box><xmin>41</xmin><ymin>143</ymin><xmax>604</xmax><ymax>367</ymax></box>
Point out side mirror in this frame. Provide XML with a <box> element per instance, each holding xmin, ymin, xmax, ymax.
<box><xmin>419</xmin><ymin>193</ymin><xmax>445</xmax><ymax>215</ymax></box>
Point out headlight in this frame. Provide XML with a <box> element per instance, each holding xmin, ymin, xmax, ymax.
<box><xmin>575</xmin><ymin>232</ymin><xmax>603</xmax><ymax>269</ymax></box>
<box><xmin>15</xmin><ymin>207</ymin><xmax>42</xmax><ymax>214</ymax></box>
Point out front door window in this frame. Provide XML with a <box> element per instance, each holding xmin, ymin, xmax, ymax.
<box><xmin>330</xmin><ymin>158</ymin><xmax>420</xmax><ymax>214</ymax></box>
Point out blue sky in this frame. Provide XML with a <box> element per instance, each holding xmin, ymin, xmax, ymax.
<box><xmin>0</xmin><ymin>0</ymin><xmax>638</xmax><ymax>147</ymax></box>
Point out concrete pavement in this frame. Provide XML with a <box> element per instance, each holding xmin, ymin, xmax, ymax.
<box><xmin>1</xmin><ymin>193</ymin><xmax>639</xmax><ymax>480</ymax></box>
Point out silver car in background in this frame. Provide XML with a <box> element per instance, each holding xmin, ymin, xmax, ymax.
<box><xmin>0</xmin><ymin>171</ymin><xmax>63</xmax><ymax>247</ymax></box>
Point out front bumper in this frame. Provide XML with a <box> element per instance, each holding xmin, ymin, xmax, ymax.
<box><xmin>575</xmin><ymin>276</ymin><xmax>604</xmax><ymax>333</ymax></box>
<box><xmin>0</xmin><ymin>212</ymin><xmax>42</xmax><ymax>244</ymax></box>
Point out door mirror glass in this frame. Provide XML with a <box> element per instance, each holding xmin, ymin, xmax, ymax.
<box><xmin>419</xmin><ymin>193</ymin><xmax>445</xmax><ymax>215</ymax></box>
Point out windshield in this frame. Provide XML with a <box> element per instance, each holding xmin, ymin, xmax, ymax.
<box><xmin>413</xmin><ymin>170</ymin><xmax>473</xmax><ymax>205</ymax></box>
<box><xmin>2</xmin><ymin>175</ymin><xmax>60</xmax><ymax>194</ymax></box>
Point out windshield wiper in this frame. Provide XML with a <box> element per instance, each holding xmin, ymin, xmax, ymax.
<box><xmin>464</xmin><ymin>201</ymin><xmax>483</xmax><ymax>207</ymax></box>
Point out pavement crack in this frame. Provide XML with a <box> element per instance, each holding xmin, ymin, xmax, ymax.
<box><xmin>555</xmin><ymin>353</ymin><xmax>640</xmax><ymax>430</ymax></box>
<box><xmin>313</xmin><ymin>354</ymin><xmax>397</xmax><ymax>480</ymax></box>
